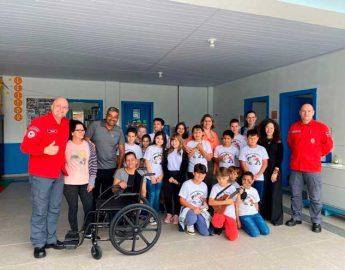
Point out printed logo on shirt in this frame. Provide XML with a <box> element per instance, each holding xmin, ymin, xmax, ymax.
<box><xmin>27</xmin><ymin>130</ymin><xmax>36</xmax><ymax>138</ymax></box>
<box><xmin>291</xmin><ymin>130</ymin><xmax>301</xmax><ymax>134</ymax></box>
<box><xmin>190</xmin><ymin>191</ymin><xmax>205</xmax><ymax>206</ymax></box>
<box><xmin>310</xmin><ymin>138</ymin><xmax>315</xmax><ymax>144</ymax></box>
<box><xmin>246</xmin><ymin>153</ymin><xmax>262</xmax><ymax>166</ymax></box>
<box><xmin>47</xmin><ymin>129</ymin><xmax>58</xmax><ymax>133</ymax></box>
<box><xmin>232</xmin><ymin>140</ymin><xmax>241</xmax><ymax>150</ymax></box>
<box><xmin>243</xmin><ymin>194</ymin><xmax>256</xmax><ymax>206</ymax></box>
<box><xmin>152</xmin><ymin>152</ymin><xmax>162</xmax><ymax>165</ymax></box>
<box><xmin>221</xmin><ymin>152</ymin><xmax>234</xmax><ymax>164</ymax></box>
<box><xmin>192</xmin><ymin>150</ymin><xmax>203</xmax><ymax>159</ymax></box>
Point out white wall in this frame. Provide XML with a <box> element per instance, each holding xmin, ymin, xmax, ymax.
<box><xmin>213</xmin><ymin>47</ymin><xmax>345</xmax><ymax>163</ymax></box>
<box><xmin>2</xmin><ymin>76</ymin><xmax>211</xmax><ymax>144</ymax></box>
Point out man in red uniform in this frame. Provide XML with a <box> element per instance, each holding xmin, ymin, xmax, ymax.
<box><xmin>21</xmin><ymin>97</ymin><xmax>69</xmax><ymax>258</ymax></box>
<box><xmin>285</xmin><ymin>104</ymin><xmax>333</xmax><ymax>233</ymax></box>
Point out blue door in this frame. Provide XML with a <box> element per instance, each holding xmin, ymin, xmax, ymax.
<box><xmin>279</xmin><ymin>89</ymin><xmax>316</xmax><ymax>186</ymax></box>
<box><xmin>121</xmin><ymin>101</ymin><xmax>154</xmax><ymax>134</ymax></box>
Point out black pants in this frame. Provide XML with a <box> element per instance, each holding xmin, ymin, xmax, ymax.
<box><xmin>93</xmin><ymin>168</ymin><xmax>116</xmax><ymax>200</ymax></box>
<box><xmin>163</xmin><ymin>171</ymin><xmax>182</xmax><ymax>215</ymax></box>
<box><xmin>63</xmin><ymin>184</ymin><xmax>93</xmax><ymax>233</ymax></box>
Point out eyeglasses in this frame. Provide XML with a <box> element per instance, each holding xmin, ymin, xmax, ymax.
<box><xmin>74</xmin><ymin>129</ymin><xmax>85</xmax><ymax>132</ymax></box>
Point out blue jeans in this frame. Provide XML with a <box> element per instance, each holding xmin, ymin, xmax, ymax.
<box><xmin>29</xmin><ymin>175</ymin><xmax>64</xmax><ymax>248</ymax></box>
<box><xmin>240</xmin><ymin>213</ymin><xmax>270</xmax><ymax>237</ymax></box>
<box><xmin>146</xmin><ymin>179</ymin><xmax>162</xmax><ymax>211</ymax></box>
<box><xmin>185</xmin><ymin>210</ymin><xmax>209</xmax><ymax>236</ymax></box>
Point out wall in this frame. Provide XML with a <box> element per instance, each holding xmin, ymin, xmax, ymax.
<box><xmin>213</xmin><ymin>47</ymin><xmax>345</xmax><ymax>164</ymax></box>
<box><xmin>2</xmin><ymin>76</ymin><xmax>210</xmax><ymax>175</ymax></box>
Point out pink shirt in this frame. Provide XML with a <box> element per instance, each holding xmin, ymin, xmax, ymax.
<box><xmin>65</xmin><ymin>140</ymin><xmax>90</xmax><ymax>185</ymax></box>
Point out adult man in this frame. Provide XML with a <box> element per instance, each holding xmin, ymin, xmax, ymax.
<box><xmin>85</xmin><ymin>107</ymin><xmax>125</xmax><ymax>199</ymax></box>
<box><xmin>21</xmin><ymin>97</ymin><xmax>69</xmax><ymax>258</ymax></box>
<box><xmin>240</xmin><ymin>111</ymin><xmax>258</xmax><ymax>136</ymax></box>
<box><xmin>285</xmin><ymin>104</ymin><xmax>333</xmax><ymax>233</ymax></box>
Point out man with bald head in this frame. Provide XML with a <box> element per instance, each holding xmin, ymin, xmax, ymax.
<box><xmin>21</xmin><ymin>97</ymin><xmax>69</xmax><ymax>258</ymax></box>
<box><xmin>285</xmin><ymin>104</ymin><xmax>333</xmax><ymax>233</ymax></box>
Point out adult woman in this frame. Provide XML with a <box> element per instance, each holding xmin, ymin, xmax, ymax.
<box><xmin>199</xmin><ymin>114</ymin><xmax>220</xmax><ymax>192</ymax></box>
<box><xmin>64</xmin><ymin>120</ymin><xmax>97</xmax><ymax>237</ymax></box>
<box><xmin>174</xmin><ymin>122</ymin><xmax>189</xmax><ymax>141</ymax></box>
<box><xmin>258</xmin><ymin>119</ymin><xmax>284</xmax><ymax>226</ymax></box>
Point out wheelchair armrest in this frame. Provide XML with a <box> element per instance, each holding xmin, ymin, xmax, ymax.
<box><xmin>97</xmin><ymin>185</ymin><xmax>121</xmax><ymax>199</ymax></box>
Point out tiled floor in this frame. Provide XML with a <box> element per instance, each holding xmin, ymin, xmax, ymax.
<box><xmin>1</xmin><ymin>181</ymin><xmax>345</xmax><ymax>270</ymax></box>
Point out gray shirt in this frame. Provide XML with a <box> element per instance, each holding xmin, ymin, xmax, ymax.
<box><xmin>86</xmin><ymin>120</ymin><xmax>125</xmax><ymax>169</ymax></box>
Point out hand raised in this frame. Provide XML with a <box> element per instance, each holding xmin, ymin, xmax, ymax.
<box><xmin>44</xmin><ymin>141</ymin><xmax>59</xmax><ymax>155</ymax></box>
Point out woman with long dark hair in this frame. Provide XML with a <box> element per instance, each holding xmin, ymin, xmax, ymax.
<box><xmin>258</xmin><ymin>119</ymin><xmax>284</xmax><ymax>226</ymax></box>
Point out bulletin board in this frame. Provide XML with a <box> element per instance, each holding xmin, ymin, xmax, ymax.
<box><xmin>26</xmin><ymin>98</ymin><xmax>54</xmax><ymax>126</ymax></box>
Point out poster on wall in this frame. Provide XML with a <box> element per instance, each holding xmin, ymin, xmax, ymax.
<box><xmin>26</xmin><ymin>98</ymin><xmax>55</xmax><ymax>126</ymax></box>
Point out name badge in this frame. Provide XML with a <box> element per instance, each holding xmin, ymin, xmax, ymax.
<box><xmin>47</xmin><ymin>129</ymin><xmax>58</xmax><ymax>133</ymax></box>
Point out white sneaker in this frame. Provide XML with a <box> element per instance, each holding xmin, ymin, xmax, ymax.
<box><xmin>186</xmin><ymin>225</ymin><xmax>195</xmax><ymax>235</ymax></box>
<box><xmin>149</xmin><ymin>217</ymin><xmax>157</xmax><ymax>226</ymax></box>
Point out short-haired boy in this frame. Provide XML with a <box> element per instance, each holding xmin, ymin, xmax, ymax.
<box><xmin>149</xmin><ymin>117</ymin><xmax>170</xmax><ymax>147</ymax></box>
<box><xmin>229</xmin><ymin>118</ymin><xmax>247</xmax><ymax>151</ymax></box>
<box><xmin>236</xmin><ymin>171</ymin><xmax>270</xmax><ymax>237</ymax></box>
<box><xmin>239</xmin><ymin>129</ymin><xmax>268</xmax><ymax>200</ymax></box>
<box><xmin>228</xmin><ymin>166</ymin><xmax>241</xmax><ymax>188</ymax></box>
<box><xmin>209</xmin><ymin>167</ymin><xmax>240</xmax><ymax>241</ymax></box>
<box><xmin>125</xmin><ymin>127</ymin><xmax>142</xmax><ymax>167</ymax></box>
<box><xmin>214</xmin><ymin>130</ymin><xmax>240</xmax><ymax>169</ymax></box>
<box><xmin>135</xmin><ymin>124</ymin><xmax>147</xmax><ymax>145</ymax></box>
<box><xmin>179</xmin><ymin>164</ymin><xmax>210</xmax><ymax>236</ymax></box>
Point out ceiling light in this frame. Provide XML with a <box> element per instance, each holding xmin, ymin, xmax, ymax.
<box><xmin>208</xmin><ymin>38</ymin><xmax>217</xmax><ymax>48</ymax></box>
<box><xmin>158</xmin><ymin>71</ymin><xmax>164</xmax><ymax>78</ymax></box>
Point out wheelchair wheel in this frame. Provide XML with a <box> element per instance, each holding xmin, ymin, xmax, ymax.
<box><xmin>109</xmin><ymin>203</ymin><xmax>161</xmax><ymax>255</ymax></box>
<box><xmin>91</xmin><ymin>245</ymin><xmax>102</xmax><ymax>260</ymax></box>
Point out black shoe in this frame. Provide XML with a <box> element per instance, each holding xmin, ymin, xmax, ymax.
<box><xmin>45</xmin><ymin>240</ymin><xmax>65</xmax><ymax>250</ymax></box>
<box><xmin>312</xmin><ymin>223</ymin><xmax>322</xmax><ymax>233</ymax></box>
<box><xmin>34</xmin><ymin>247</ymin><xmax>46</xmax><ymax>258</ymax></box>
<box><xmin>285</xmin><ymin>218</ymin><xmax>302</xmax><ymax>227</ymax></box>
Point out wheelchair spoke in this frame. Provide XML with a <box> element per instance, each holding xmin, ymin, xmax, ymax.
<box><xmin>123</xmin><ymin>214</ymin><xmax>135</xmax><ymax>227</ymax></box>
<box><xmin>141</xmin><ymin>227</ymin><xmax>158</xmax><ymax>232</ymax></box>
<box><xmin>131</xmin><ymin>234</ymin><xmax>137</xmax><ymax>251</ymax></box>
<box><xmin>138</xmin><ymin>232</ymin><xmax>150</xmax><ymax>246</ymax></box>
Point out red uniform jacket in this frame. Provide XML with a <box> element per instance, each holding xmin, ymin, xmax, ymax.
<box><xmin>21</xmin><ymin>113</ymin><xmax>69</xmax><ymax>178</ymax></box>
<box><xmin>287</xmin><ymin>120</ymin><xmax>333</xmax><ymax>173</ymax></box>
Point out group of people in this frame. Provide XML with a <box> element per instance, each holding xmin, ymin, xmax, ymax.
<box><xmin>21</xmin><ymin>97</ymin><xmax>333</xmax><ymax>259</ymax></box>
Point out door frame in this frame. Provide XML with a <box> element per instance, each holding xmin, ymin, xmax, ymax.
<box><xmin>67</xmin><ymin>99</ymin><xmax>103</xmax><ymax>120</ymax></box>
<box><xmin>244</xmin><ymin>95</ymin><xmax>269</xmax><ymax>119</ymax></box>
<box><xmin>279</xmin><ymin>88</ymin><xmax>317</xmax><ymax>186</ymax></box>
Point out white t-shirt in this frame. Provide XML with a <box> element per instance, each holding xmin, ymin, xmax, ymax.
<box><xmin>144</xmin><ymin>145</ymin><xmax>163</xmax><ymax>178</ymax></box>
<box><xmin>179</xmin><ymin>179</ymin><xmax>208</xmax><ymax>208</ymax></box>
<box><xmin>125</xmin><ymin>143</ymin><xmax>143</xmax><ymax>159</ymax></box>
<box><xmin>167</xmin><ymin>149</ymin><xmax>183</xmax><ymax>171</ymax></box>
<box><xmin>239</xmin><ymin>145</ymin><xmax>269</xmax><ymax>181</ymax></box>
<box><xmin>238</xmin><ymin>187</ymin><xmax>260</xmax><ymax>216</ymax></box>
<box><xmin>186</xmin><ymin>140</ymin><xmax>212</xmax><ymax>172</ymax></box>
<box><xmin>232</xmin><ymin>134</ymin><xmax>247</xmax><ymax>151</ymax></box>
<box><xmin>209</xmin><ymin>183</ymin><xmax>238</xmax><ymax>219</ymax></box>
<box><xmin>214</xmin><ymin>145</ymin><xmax>240</xmax><ymax>167</ymax></box>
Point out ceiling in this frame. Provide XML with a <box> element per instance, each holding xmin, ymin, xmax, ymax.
<box><xmin>1</xmin><ymin>0</ymin><xmax>345</xmax><ymax>87</ymax></box>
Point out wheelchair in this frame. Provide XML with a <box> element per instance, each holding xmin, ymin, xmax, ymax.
<box><xmin>63</xmin><ymin>171</ymin><xmax>161</xmax><ymax>259</ymax></box>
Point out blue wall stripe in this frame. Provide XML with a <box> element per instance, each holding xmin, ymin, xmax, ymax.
<box><xmin>4</xmin><ymin>143</ymin><xmax>28</xmax><ymax>174</ymax></box>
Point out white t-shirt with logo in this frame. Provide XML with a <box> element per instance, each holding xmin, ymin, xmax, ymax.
<box><xmin>238</xmin><ymin>187</ymin><xmax>260</xmax><ymax>216</ymax></box>
<box><xmin>209</xmin><ymin>183</ymin><xmax>238</xmax><ymax>219</ymax></box>
<box><xmin>186</xmin><ymin>140</ymin><xmax>212</xmax><ymax>172</ymax></box>
<box><xmin>214</xmin><ymin>145</ymin><xmax>240</xmax><ymax>167</ymax></box>
<box><xmin>239</xmin><ymin>145</ymin><xmax>269</xmax><ymax>181</ymax></box>
<box><xmin>232</xmin><ymin>134</ymin><xmax>247</xmax><ymax>151</ymax></box>
<box><xmin>179</xmin><ymin>179</ymin><xmax>208</xmax><ymax>208</ymax></box>
<box><xmin>144</xmin><ymin>145</ymin><xmax>163</xmax><ymax>178</ymax></box>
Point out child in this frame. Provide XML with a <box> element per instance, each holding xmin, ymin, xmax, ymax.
<box><xmin>125</xmin><ymin>127</ymin><xmax>142</xmax><ymax>167</ymax></box>
<box><xmin>135</xmin><ymin>124</ymin><xmax>147</xmax><ymax>145</ymax></box>
<box><xmin>149</xmin><ymin>117</ymin><xmax>170</xmax><ymax>147</ymax></box>
<box><xmin>229</xmin><ymin>118</ymin><xmax>247</xmax><ymax>151</ymax></box>
<box><xmin>162</xmin><ymin>134</ymin><xmax>188</xmax><ymax>224</ymax></box>
<box><xmin>208</xmin><ymin>167</ymin><xmax>240</xmax><ymax>241</ymax></box>
<box><xmin>236</xmin><ymin>171</ymin><xmax>270</xmax><ymax>237</ymax></box>
<box><xmin>214</xmin><ymin>130</ymin><xmax>240</xmax><ymax>170</ymax></box>
<box><xmin>228</xmin><ymin>166</ymin><xmax>241</xmax><ymax>188</ymax></box>
<box><xmin>140</xmin><ymin>134</ymin><xmax>151</xmax><ymax>169</ymax></box>
<box><xmin>144</xmin><ymin>131</ymin><xmax>166</xmax><ymax>213</ymax></box>
<box><xmin>239</xmin><ymin>129</ymin><xmax>268</xmax><ymax>200</ymax></box>
<box><xmin>185</xmin><ymin>125</ymin><xmax>213</xmax><ymax>180</ymax></box>
<box><xmin>179</xmin><ymin>163</ymin><xmax>210</xmax><ymax>236</ymax></box>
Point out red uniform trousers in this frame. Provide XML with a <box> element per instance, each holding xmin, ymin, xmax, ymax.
<box><xmin>211</xmin><ymin>213</ymin><xmax>238</xmax><ymax>241</ymax></box>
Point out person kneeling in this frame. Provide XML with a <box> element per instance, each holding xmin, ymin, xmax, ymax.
<box><xmin>236</xmin><ymin>171</ymin><xmax>270</xmax><ymax>237</ymax></box>
<box><xmin>178</xmin><ymin>164</ymin><xmax>210</xmax><ymax>236</ymax></box>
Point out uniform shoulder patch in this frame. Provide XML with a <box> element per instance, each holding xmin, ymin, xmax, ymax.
<box><xmin>27</xmin><ymin>130</ymin><xmax>36</xmax><ymax>138</ymax></box>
